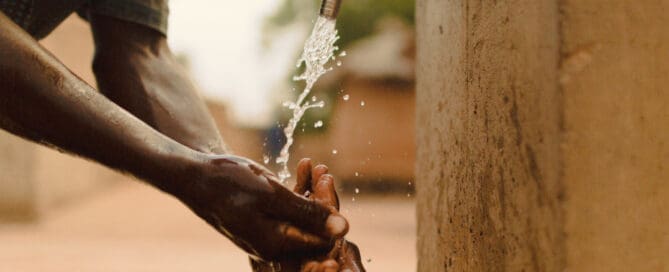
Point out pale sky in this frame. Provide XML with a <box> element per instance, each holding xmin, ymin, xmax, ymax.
<box><xmin>167</xmin><ymin>1</ymin><xmax>310</xmax><ymax>127</ymax></box>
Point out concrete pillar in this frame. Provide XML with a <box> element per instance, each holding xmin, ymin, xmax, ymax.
<box><xmin>416</xmin><ymin>0</ymin><xmax>669</xmax><ymax>271</ymax></box>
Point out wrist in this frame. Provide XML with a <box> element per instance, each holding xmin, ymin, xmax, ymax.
<box><xmin>137</xmin><ymin>139</ymin><xmax>206</xmax><ymax>197</ymax></box>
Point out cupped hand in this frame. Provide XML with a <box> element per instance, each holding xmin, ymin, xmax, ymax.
<box><xmin>251</xmin><ymin>158</ymin><xmax>366</xmax><ymax>272</ymax></box>
<box><xmin>175</xmin><ymin>154</ymin><xmax>349</xmax><ymax>261</ymax></box>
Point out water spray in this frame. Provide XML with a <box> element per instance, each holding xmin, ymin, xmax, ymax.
<box><xmin>274</xmin><ymin>0</ymin><xmax>344</xmax><ymax>182</ymax></box>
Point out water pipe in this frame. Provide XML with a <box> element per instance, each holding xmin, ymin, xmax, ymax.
<box><xmin>319</xmin><ymin>0</ymin><xmax>342</xmax><ymax>19</ymax></box>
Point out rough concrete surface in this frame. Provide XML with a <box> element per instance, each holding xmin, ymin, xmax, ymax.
<box><xmin>416</xmin><ymin>1</ymin><xmax>563</xmax><ymax>271</ymax></box>
<box><xmin>561</xmin><ymin>1</ymin><xmax>669</xmax><ymax>271</ymax></box>
<box><xmin>417</xmin><ymin>0</ymin><xmax>669</xmax><ymax>271</ymax></box>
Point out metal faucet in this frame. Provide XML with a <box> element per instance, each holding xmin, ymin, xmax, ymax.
<box><xmin>319</xmin><ymin>0</ymin><xmax>342</xmax><ymax>19</ymax></box>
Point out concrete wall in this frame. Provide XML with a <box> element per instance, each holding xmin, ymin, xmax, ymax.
<box><xmin>561</xmin><ymin>1</ymin><xmax>669</xmax><ymax>271</ymax></box>
<box><xmin>417</xmin><ymin>0</ymin><xmax>668</xmax><ymax>271</ymax></box>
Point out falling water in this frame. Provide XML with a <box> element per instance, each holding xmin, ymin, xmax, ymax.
<box><xmin>275</xmin><ymin>16</ymin><xmax>340</xmax><ymax>182</ymax></box>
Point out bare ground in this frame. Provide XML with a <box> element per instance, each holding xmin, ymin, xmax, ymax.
<box><xmin>0</xmin><ymin>182</ymin><xmax>415</xmax><ymax>271</ymax></box>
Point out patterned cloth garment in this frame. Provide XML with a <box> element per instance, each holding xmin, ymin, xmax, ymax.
<box><xmin>0</xmin><ymin>0</ymin><xmax>168</xmax><ymax>40</ymax></box>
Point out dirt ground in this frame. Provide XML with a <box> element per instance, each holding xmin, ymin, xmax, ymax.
<box><xmin>0</xmin><ymin>182</ymin><xmax>415</xmax><ymax>271</ymax></box>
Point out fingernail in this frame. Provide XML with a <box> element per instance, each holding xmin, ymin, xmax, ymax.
<box><xmin>323</xmin><ymin>260</ymin><xmax>338</xmax><ymax>271</ymax></box>
<box><xmin>314</xmin><ymin>164</ymin><xmax>329</xmax><ymax>173</ymax></box>
<box><xmin>299</xmin><ymin>158</ymin><xmax>311</xmax><ymax>165</ymax></box>
<box><xmin>326</xmin><ymin>214</ymin><xmax>348</xmax><ymax>237</ymax></box>
<box><xmin>320</xmin><ymin>174</ymin><xmax>334</xmax><ymax>183</ymax></box>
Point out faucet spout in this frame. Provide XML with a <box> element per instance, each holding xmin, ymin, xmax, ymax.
<box><xmin>319</xmin><ymin>0</ymin><xmax>342</xmax><ymax>19</ymax></box>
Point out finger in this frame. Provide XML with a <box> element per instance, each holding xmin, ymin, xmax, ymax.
<box><xmin>269</xmin><ymin>187</ymin><xmax>349</xmax><ymax>239</ymax></box>
<box><xmin>274</xmin><ymin>221</ymin><xmax>331</xmax><ymax>256</ymax></box>
<box><xmin>340</xmin><ymin>241</ymin><xmax>366</xmax><ymax>272</ymax></box>
<box><xmin>311</xmin><ymin>164</ymin><xmax>329</xmax><ymax>191</ymax></box>
<box><xmin>248</xmin><ymin>258</ymin><xmax>275</xmax><ymax>272</ymax></box>
<box><xmin>313</xmin><ymin>174</ymin><xmax>340</xmax><ymax>210</ymax></box>
<box><xmin>294</xmin><ymin>158</ymin><xmax>313</xmax><ymax>195</ymax></box>
<box><xmin>327</xmin><ymin>238</ymin><xmax>345</xmax><ymax>260</ymax></box>
<box><xmin>301</xmin><ymin>261</ymin><xmax>319</xmax><ymax>272</ymax></box>
<box><xmin>321</xmin><ymin>259</ymin><xmax>339</xmax><ymax>272</ymax></box>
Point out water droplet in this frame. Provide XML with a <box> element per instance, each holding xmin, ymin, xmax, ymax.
<box><xmin>263</xmin><ymin>155</ymin><xmax>270</xmax><ymax>164</ymax></box>
<box><xmin>343</xmin><ymin>94</ymin><xmax>350</xmax><ymax>101</ymax></box>
<box><xmin>311</xmin><ymin>96</ymin><xmax>317</xmax><ymax>102</ymax></box>
<box><xmin>339</xmin><ymin>51</ymin><xmax>347</xmax><ymax>57</ymax></box>
<box><xmin>278</xmin><ymin>169</ymin><xmax>291</xmax><ymax>181</ymax></box>
<box><xmin>355</xmin><ymin>188</ymin><xmax>360</xmax><ymax>194</ymax></box>
<box><xmin>314</xmin><ymin>120</ymin><xmax>323</xmax><ymax>128</ymax></box>
<box><xmin>351</xmin><ymin>197</ymin><xmax>356</xmax><ymax>202</ymax></box>
<box><xmin>332</xmin><ymin>149</ymin><xmax>338</xmax><ymax>155</ymax></box>
<box><xmin>355</xmin><ymin>172</ymin><xmax>359</xmax><ymax>177</ymax></box>
<box><xmin>360</xmin><ymin>101</ymin><xmax>366</xmax><ymax>106</ymax></box>
<box><xmin>336</xmin><ymin>60</ymin><xmax>342</xmax><ymax>66</ymax></box>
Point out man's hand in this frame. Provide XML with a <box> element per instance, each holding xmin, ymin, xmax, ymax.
<box><xmin>174</xmin><ymin>154</ymin><xmax>349</xmax><ymax>261</ymax></box>
<box><xmin>251</xmin><ymin>159</ymin><xmax>366</xmax><ymax>271</ymax></box>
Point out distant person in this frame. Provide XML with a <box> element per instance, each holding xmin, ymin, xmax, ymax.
<box><xmin>0</xmin><ymin>1</ymin><xmax>362</xmax><ymax>271</ymax></box>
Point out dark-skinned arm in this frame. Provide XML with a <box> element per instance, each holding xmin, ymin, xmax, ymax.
<box><xmin>88</xmin><ymin>14</ymin><xmax>226</xmax><ymax>154</ymax></box>
<box><xmin>0</xmin><ymin>11</ymin><xmax>347</xmax><ymax>261</ymax></box>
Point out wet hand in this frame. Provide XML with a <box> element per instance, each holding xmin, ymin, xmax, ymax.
<box><xmin>252</xmin><ymin>159</ymin><xmax>366</xmax><ymax>271</ymax></box>
<box><xmin>176</xmin><ymin>154</ymin><xmax>348</xmax><ymax>261</ymax></box>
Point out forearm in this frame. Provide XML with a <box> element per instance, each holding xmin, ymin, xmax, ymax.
<box><xmin>0</xmin><ymin>12</ymin><xmax>197</xmax><ymax>192</ymax></box>
<box><xmin>89</xmin><ymin>14</ymin><xmax>227</xmax><ymax>154</ymax></box>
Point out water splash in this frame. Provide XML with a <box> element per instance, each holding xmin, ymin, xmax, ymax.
<box><xmin>276</xmin><ymin>17</ymin><xmax>340</xmax><ymax>182</ymax></box>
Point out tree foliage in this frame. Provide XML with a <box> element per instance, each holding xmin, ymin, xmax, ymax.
<box><xmin>264</xmin><ymin>0</ymin><xmax>414</xmax><ymax>49</ymax></box>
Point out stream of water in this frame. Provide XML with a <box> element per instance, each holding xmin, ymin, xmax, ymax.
<box><xmin>275</xmin><ymin>16</ymin><xmax>340</xmax><ymax>182</ymax></box>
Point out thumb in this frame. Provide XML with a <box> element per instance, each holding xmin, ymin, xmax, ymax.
<box><xmin>268</xmin><ymin>184</ymin><xmax>348</xmax><ymax>239</ymax></box>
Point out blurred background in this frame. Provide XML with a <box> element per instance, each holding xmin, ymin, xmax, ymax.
<box><xmin>0</xmin><ymin>0</ymin><xmax>416</xmax><ymax>271</ymax></box>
